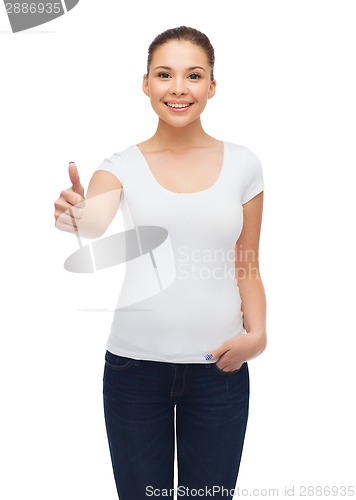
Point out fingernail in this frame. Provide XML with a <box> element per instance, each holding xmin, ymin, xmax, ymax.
<box><xmin>69</xmin><ymin>161</ymin><xmax>75</xmax><ymax>165</ymax></box>
<box><xmin>204</xmin><ymin>353</ymin><xmax>213</xmax><ymax>360</ymax></box>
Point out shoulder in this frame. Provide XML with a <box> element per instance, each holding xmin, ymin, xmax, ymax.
<box><xmin>224</xmin><ymin>141</ymin><xmax>260</xmax><ymax>160</ymax></box>
<box><xmin>224</xmin><ymin>141</ymin><xmax>262</xmax><ymax>172</ymax></box>
<box><xmin>94</xmin><ymin>144</ymin><xmax>138</xmax><ymax>185</ymax></box>
<box><xmin>99</xmin><ymin>144</ymin><xmax>139</xmax><ymax>171</ymax></box>
<box><xmin>223</xmin><ymin>142</ymin><xmax>264</xmax><ymax>203</ymax></box>
<box><xmin>110</xmin><ymin>144</ymin><xmax>138</xmax><ymax>163</ymax></box>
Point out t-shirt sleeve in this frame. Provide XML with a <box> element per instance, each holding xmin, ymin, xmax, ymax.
<box><xmin>94</xmin><ymin>155</ymin><xmax>123</xmax><ymax>185</ymax></box>
<box><xmin>241</xmin><ymin>147</ymin><xmax>265</xmax><ymax>205</ymax></box>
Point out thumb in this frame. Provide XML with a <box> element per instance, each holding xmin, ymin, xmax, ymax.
<box><xmin>68</xmin><ymin>162</ymin><xmax>85</xmax><ymax>198</ymax></box>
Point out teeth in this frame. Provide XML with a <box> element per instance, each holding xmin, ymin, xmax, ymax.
<box><xmin>167</xmin><ymin>102</ymin><xmax>191</xmax><ymax>108</ymax></box>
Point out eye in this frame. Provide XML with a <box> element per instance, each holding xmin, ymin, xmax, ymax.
<box><xmin>188</xmin><ymin>73</ymin><xmax>201</xmax><ymax>80</ymax></box>
<box><xmin>158</xmin><ymin>72</ymin><xmax>170</xmax><ymax>79</ymax></box>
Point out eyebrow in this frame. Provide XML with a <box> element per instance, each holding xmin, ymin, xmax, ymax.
<box><xmin>153</xmin><ymin>65</ymin><xmax>206</xmax><ymax>72</ymax></box>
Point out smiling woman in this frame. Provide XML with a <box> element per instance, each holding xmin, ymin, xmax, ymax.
<box><xmin>54</xmin><ymin>25</ymin><xmax>267</xmax><ymax>500</ymax></box>
<box><xmin>142</xmin><ymin>37</ymin><xmax>217</xmax><ymax>126</ymax></box>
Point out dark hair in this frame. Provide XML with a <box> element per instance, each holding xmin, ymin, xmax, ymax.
<box><xmin>147</xmin><ymin>26</ymin><xmax>215</xmax><ymax>80</ymax></box>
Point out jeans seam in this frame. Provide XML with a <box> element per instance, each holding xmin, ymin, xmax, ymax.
<box><xmin>104</xmin><ymin>360</ymin><xmax>135</xmax><ymax>371</ymax></box>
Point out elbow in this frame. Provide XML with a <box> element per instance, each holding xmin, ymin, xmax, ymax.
<box><xmin>249</xmin><ymin>329</ymin><xmax>267</xmax><ymax>356</ymax></box>
<box><xmin>260</xmin><ymin>334</ymin><xmax>267</xmax><ymax>355</ymax></box>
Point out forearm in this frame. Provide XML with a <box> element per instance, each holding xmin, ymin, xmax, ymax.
<box><xmin>69</xmin><ymin>189</ymin><xmax>121</xmax><ymax>239</ymax></box>
<box><xmin>238</xmin><ymin>274</ymin><xmax>267</xmax><ymax>354</ymax></box>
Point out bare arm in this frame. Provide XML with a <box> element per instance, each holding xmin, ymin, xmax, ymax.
<box><xmin>208</xmin><ymin>190</ymin><xmax>267</xmax><ymax>369</ymax></box>
<box><xmin>82</xmin><ymin>170</ymin><xmax>123</xmax><ymax>238</ymax></box>
<box><xmin>235</xmin><ymin>190</ymin><xmax>267</xmax><ymax>356</ymax></box>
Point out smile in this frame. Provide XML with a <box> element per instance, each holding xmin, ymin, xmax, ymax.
<box><xmin>165</xmin><ymin>102</ymin><xmax>193</xmax><ymax>108</ymax></box>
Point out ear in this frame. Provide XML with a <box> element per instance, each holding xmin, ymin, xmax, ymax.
<box><xmin>207</xmin><ymin>79</ymin><xmax>217</xmax><ymax>99</ymax></box>
<box><xmin>142</xmin><ymin>74</ymin><xmax>150</xmax><ymax>97</ymax></box>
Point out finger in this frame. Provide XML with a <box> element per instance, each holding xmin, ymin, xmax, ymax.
<box><xmin>59</xmin><ymin>189</ymin><xmax>85</xmax><ymax>208</ymax></box>
<box><xmin>206</xmin><ymin>347</ymin><xmax>224</xmax><ymax>361</ymax></box>
<box><xmin>68</xmin><ymin>163</ymin><xmax>85</xmax><ymax>198</ymax></box>
<box><xmin>68</xmin><ymin>206</ymin><xmax>83</xmax><ymax>219</ymax></box>
<box><xmin>55</xmin><ymin>207</ymin><xmax>82</xmax><ymax>226</ymax></box>
<box><xmin>55</xmin><ymin>215</ymin><xmax>80</xmax><ymax>233</ymax></box>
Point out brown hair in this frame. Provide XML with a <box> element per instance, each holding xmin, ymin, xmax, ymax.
<box><xmin>147</xmin><ymin>26</ymin><xmax>215</xmax><ymax>80</ymax></box>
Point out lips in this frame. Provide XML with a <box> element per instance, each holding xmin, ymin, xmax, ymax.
<box><xmin>164</xmin><ymin>102</ymin><xmax>194</xmax><ymax>113</ymax></box>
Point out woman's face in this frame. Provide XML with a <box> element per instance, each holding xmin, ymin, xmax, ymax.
<box><xmin>143</xmin><ymin>40</ymin><xmax>216</xmax><ymax>128</ymax></box>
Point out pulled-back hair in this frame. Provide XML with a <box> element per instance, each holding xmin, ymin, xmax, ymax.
<box><xmin>147</xmin><ymin>26</ymin><xmax>215</xmax><ymax>80</ymax></box>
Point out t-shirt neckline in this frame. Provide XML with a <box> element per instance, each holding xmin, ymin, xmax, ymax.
<box><xmin>133</xmin><ymin>141</ymin><xmax>227</xmax><ymax>195</ymax></box>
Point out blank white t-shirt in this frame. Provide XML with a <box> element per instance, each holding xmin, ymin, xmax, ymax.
<box><xmin>95</xmin><ymin>141</ymin><xmax>265</xmax><ymax>363</ymax></box>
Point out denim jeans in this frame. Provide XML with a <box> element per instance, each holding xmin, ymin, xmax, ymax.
<box><xmin>103</xmin><ymin>350</ymin><xmax>249</xmax><ymax>499</ymax></box>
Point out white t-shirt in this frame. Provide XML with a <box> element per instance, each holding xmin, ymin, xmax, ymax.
<box><xmin>95</xmin><ymin>141</ymin><xmax>265</xmax><ymax>363</ymax></box>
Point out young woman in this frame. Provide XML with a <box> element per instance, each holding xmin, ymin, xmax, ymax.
<box><xmin>54</xmin><ymin>26</ymin><xmax>267</xmax><ymax>500</ymax></box>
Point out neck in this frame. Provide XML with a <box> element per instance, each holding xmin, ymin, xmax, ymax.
<box><xmin>149</xmin><ymin>117</ymin><xmax>212</xmax><ymax>151</ymax></box>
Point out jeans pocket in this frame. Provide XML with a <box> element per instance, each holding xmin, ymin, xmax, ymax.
<box><xmin>104</xmin><ymin>350</ymin><xmax>136</xmax><ymax>371</ymax></box>
<box><xmin>212</xmin><ymin>361</ymin><xmax>247</xmax><ymax>376</ymax></box>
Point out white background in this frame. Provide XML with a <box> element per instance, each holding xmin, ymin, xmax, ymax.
<box><xmin>1</xmin><ymin>0</ymin><xmax>355</xmax><ymax>498</ymax></box>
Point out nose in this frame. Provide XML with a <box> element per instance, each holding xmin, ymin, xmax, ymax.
<box><xmin>170</xmin><ymin>77</ymin><xmax>188</xmax><ymax>95</ymax></box>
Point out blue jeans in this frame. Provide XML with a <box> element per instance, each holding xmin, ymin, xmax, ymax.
<box><xmin>103</xmin><ymin>350</ymin><xmax>249</xmax><ymax>499</ymax></box>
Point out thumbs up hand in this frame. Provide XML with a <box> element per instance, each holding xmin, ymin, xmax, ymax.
<box><xmin>54</xmin><ymin>162</ymin><xmax>86</xmax><ymax>233</ymax></box>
